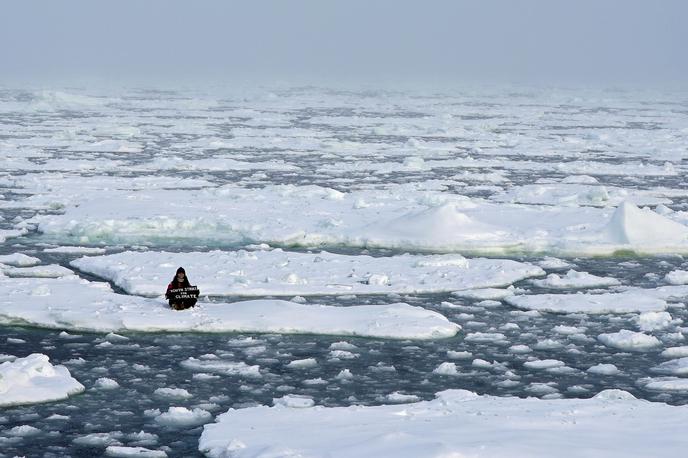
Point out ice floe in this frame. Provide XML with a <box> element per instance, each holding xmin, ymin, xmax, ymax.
<box><xmin>70</xmin><ymin>249</ymin><xmax>544</xmax><ymax>297</ymax></box>
<box><xmin>598</xmin><ymin>330</ymin><xmax>662</xmax><ymax>351</ymax></box>
<box><xmin>0</xmin><ymin>253</ymin><xmax>41</xmax><ymax>267</ymax></box>
<box><xmin>0</xmin><ymin>353</ymin><xmax>84</xmax><ymax>406</ymax></box>
<box><xmin>0</xmin><ymin>275</ymin><xmax>459</xmax><ymax>339</ymax></box>
<box><xmin>1</xmin><ymin>264</ymin><xmax>75</xmax><ymax>278</ymax></box>
<box><xmin>665</xmin><ymin>270</ymin><xmax>688</xmax><ymax>285</ymax></box>
<box><xmin>531</xmin><ymin>270</ymin><xmax>620</xmax><ymax>289</ymax></box>
<box><xmin>24</xmin><ymin>182</ymin><xmax>688</xmax><ymax>256</ymax></box>
<box><xmin>506</xmin><ymin>286</ymin><xmax>688</xmax><ymax>314</ymax></box>
<box><xmin>199</xmin><ymin>388</ymin><xmax>688</xmax><ymax>458</ymax></box>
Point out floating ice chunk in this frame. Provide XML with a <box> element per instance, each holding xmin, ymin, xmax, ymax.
<box><xmin>385</xmin><ymin>392</ymin><xmax>421</xmax><ymax>403</ymax></box>
<box><xmin>524</xmin><ymin>359</ymin><xmax>566</xmax><ymax>370</ymax></box>
<box><xmin>0</xmin><ymin>353</ymin><xmax>84</xmax><ymax>406</ymax></box>
<box><xmin>154</xmin><ymin>388</ymin><xmax>193</xmax><ymax>400</ymax></box>
<box><xmin>505</xmin><ymin>286</ymin><xmax>688</xmax><ymax>314</ymax></box>
<box><xmin>526</xmin><ymin>383</ymin><xmax>560</xmax><ymax>396</ymax></box>
<box><xmin>665</xmin><ymin>270</ymin><xmax>688</xmax><ymax>285</ymax></box>
<box><xmin>2</xmin><ymin>264</ymin><xmax>74</xmax><ymax>278</ymax></box>
<box><xmin>0</xmin><ymin>275</ymin><xmax>459</xmax><ymax>339</ymax></box>
<box><xmin>553</xmin><ymin>325</ymin><xmax>586</xmax><ymax>335</ymax></box>
<box><xmin>447</xmin><ymin>350</ymin><xmax>473</xmax><ymax>359</ymax></box>
<box><xmin>328</xmin><ymin>341</ymin><xmax>358</xmax><ymax>351</ymax></box>
<box><xmin>328</xmin><ymin>350</ymin><xmax>358</xmax><ymax>360</ymax></box>
<box><xmin>94</xmin><ymin>378</ymin><xmax>120</xmax><ymax>390</ymax></box>
<box><xmin>104</xmin><ymin>446</ymin><xmax>167</xmax><ymax>457</ymax></box>
<box><xmin>73</xmin><ymin>432</ymin><xmax>124</xmax><ymax>447</ymax></box>
<box><xmin>464</xmin><ymin>332</ymin><xmax>507</xmax><ymax>343</ymax></box>
<box><xmin>641</xmin><ymin>377</ymin><xmax>688</xmax><ymax>392</ymax></box>
<box><xmin>532</xmin><ymin>270</ymin><xmax>620</xmax><ymax>289</ymax></box>
<box><xmin>335</xmin><ymin>369</ymin><xmax>353</xmax><ymax>380</ymax></box>
<box><xmin>537</xmin><ymin>257</ymin><xmax>573</xmax><ymax>270</ymax></box>
<box><xmin>587</xmin><ymin>364</ymin><xmax>621</xmax><ymax>375</ymax></box>
<box><xmin>180</xmin><ymin>358</ymin><xmax>261</xmax><ymax>377</ymax></box>
<box><xmin>44</xmin><ymin>246</ymin><xmax>107</xmax><ymax>255</ymax></box>
<box><xmin>633</xmin><ymin>311</ymin><xmax>673</xmax><ymax>331</ymax></box>
<box><xmin>651</xmin><ymin>357</ymin><xmax>688</xmax><ymax>376</ymax></box>
<box><xmin>154</xmin><ymin>407</ymin><xmax>212</xmax><ymax>428</ymax></box>
<box><xmin>533</xmin><ymin>339</ymin><xmax>564</xmax><ymax>350</ymax></box>
<box><xmin>8</xmin><ymin>425</ymin><xmax>41</xmax><ymax>436</ymax></box>
<box><xmin>661</xmin><ymin>346</ymin><xmax>688</xmax><ymax>358</ymax></box>
<box><xmin>598</xmin><ymin>330</ymin><xmax>662</xmax><ymax>351</ymax></box>
<box><xmin>198</xmin><ymin>387</ymin><xmax>688</xmax><ymax>458</ymax></box>
<box><xmin>452</xmin><ymin>287</ymin><xmax>515</xmax><ymax>300</ymax></box>
<box><xmin>433</xmin><ymin>362</ymin><xmax>460</xmax><ymax>376</ymax></box>
<box><xmin>71</xmin><ymin>249</ymin><xmax>543</xmax><ymax>297</ymax></box>
<box><xmin>508</xmin><ymin>345</ymin><xmax>532</xmax><ymax>354</ymax></box>
<box><xmin>0</xmin><ymin>253</ymin><xmax>41</xmax><ymax>267</ymax></box>
<box><xmin>273</xmin><ymin>395</ymin><xmax>314</xmax><ymax>408</ymax></box>
<box><xmin>287</xmin><ymin>358</ymin><xmax>317</xmax><ymax>369</ymax></box>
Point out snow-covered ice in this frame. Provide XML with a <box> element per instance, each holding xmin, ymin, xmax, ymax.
<box><xmin>598</xmin><ymin>330</ymin><xmax>662</xmax><ymax>351</ymax></box>
<box><xmin>25</xmin><ymin>181</ymin><xmax>688</xmax><ymax>255</ymax></box>
<box><xmin>0</xmin><ymin>275</ymin><xmax>459</xmax><ymax>339</ymax></box>
<box><xmin>0</xmin><ymin>353</ymin><xmax>84</xmax><ymax>406</ymax></box>
<box><xmin>199</xmin><ymin>388</ymin><xmax>688</xmax><ymax>458</ymax></box>
<box><xmin>506</xmin><ymin>286</ymin><xmax>688</xmax><ymax>314</ymax></box>
<box><xmin>70</xmin><ymin>249</ymin><xmax>544</xmax><ymax>297</ymax></box>
<box><xmin>531</xmin><ymin>269</ymin><xmax>620</xmax><ymax>289</ymax></box>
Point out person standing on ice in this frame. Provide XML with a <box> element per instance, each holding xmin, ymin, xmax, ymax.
<box><xmin>165</xmin><ymin>267</ymin><xmax>198</xmax><ymax>310</ymax></box>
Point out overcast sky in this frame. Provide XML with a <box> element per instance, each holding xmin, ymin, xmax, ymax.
<box><xmin>1</xmin><ymin>0</ymin><xmax>686</xmax><ymax>85</ymax></box>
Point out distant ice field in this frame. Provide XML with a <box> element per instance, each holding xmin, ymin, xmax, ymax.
<box><xmin>1</xmin><ymin>85</ymin><xmax>688</xmax><ymax>457</ymax></box>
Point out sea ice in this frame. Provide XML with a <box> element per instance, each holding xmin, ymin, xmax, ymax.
<box><xmin>154</xmin><ymin>407</ymin><xmax>212</xmax><ymax>428</ymax></box>
<box><xmin>531</xmin><ymin>270</ymin><xmax>620</xmax><ymax>289</ymax></box>
<box><xmin>1</xmin><ymin>264</ymin><xmax>75</xmax><ymax>278</ymax></box>
<box><xmin>506</xmin><ymin>286</ymin><xmax>688</xmax><ymax>314</ymax></box>
<box><xmin>70</xmin><ymin>249</ymin><xmax>544</xmax><ymax>297</ymax></box>
<box><xmin>651</xmin><ymin>357</ymin><xmax>688</xmax><ymax>376</ymax></box>
<box><xmin>0</xmin><ymin>275</ymin><xmax>460</xmax><ymax>339</ymax></box>
<box><xmin>598</xmin><ymin>330</ymin><xmax>662</xmax><ymax>351</ymax></box>
<box><xmin>0</xmin><ymin>253</ymin><xmax>41</xmax><ymax>267</ymax></box>
<box><xmin>661</xmin><ymin>346</ymin><xmax>688</xmax><ymax>358</ymax></box>
<box><xmin>0</xmin><ymin>353</ymin><xmax>84</xmax><ymax>406</ymax></box>
<box><xmin>587</xmin><ymin>364</ymin><xmax>621</xmax><ymax>375</ymax></box>
<box><xmin>26</xmin><ymin>182</ymin><xmax>688</xmax><ymax>256</ymax></box>
<box><xmin>665</xmin><ymin>270</ymin><xmax>688</xmax><ymax>285</ymax></box>
<box><xmin>104</xmin><ymin>446</ymin><xmax>167</xmax><ymax>458</ymax></box>
<box><xmin>633</xmin><ymin>311</ymin><xmax>673</xmax><ymax>331</ymax></box>
<box><xmin>199</xmin><ymin>388</ymin><xmax>688</xmax><ymax>458</ymax></box>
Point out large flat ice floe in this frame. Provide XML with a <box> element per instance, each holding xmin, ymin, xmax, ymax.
<box><xmin>0</xmin><ymin>275</ymin><xmax>459</xmax><ymax>339</ymax></box>
<box><xmin>24</xmin><ymin>183</ymin><xmax>688</xmax><ymax>256</ymax></box>
<box><xmin>505</xmin><ymin>286</ymin><xmax>688</xmax><ymax>314</ymax></box>
<box><xmin>199</xmin><ymin>389</ymin><xmax>688</xmax><ymax>458</ymax></box>
<box><xmin>71</xmin><ymin>249</ymin><xmax>544</xmax><ymax>297</ymax></box>
<box><xmin>0</xmin><ymin>353</ymin><xmax>84</xmax><ymax>407</ymax></box>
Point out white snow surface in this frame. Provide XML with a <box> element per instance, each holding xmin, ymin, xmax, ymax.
<box><xmin>531</xmin><ymin>269</ymin><xmax>620</xmax><ymax>289</ymax></box>
<box><xmin>24</xmin><ymin>181</ymin><xmax>688</xmax><ymax>256</ymax></box>
<box><xmin>598</xmin><ymin>330</ymin><xmax>662</xmax><ymax>351</ymax></box>
<box><xmin>0</xmin><ymin>275</ymin><xmax>459</xmax><ymax>339</ymax></box>
<box><xmin>0</xmin><ymin>253</ymin><xmax>41</xmax><ymax>267</ymax></box>
<box><xmin>70</xmin><ymin>249</ymin><xmax>544</xmax><ymax>297</ymax></box>
<box><xmin>665</xmin><ymin>270</ymin><xmax>688</xmax><ymax>285</ymax></box>
<box><xmin>506</xmin><ymin>286</ymin><xmax>688</xmax><ymax>314</ymax></box>
<box><xmin>0</xmin><ymin>353</ymin><xmax>84</xmax><ymax>406</ymax></box>
<box><xmin>199</xmin><ymin>388</ymin><xmax>688</xmax><ymax>458</ymax></box>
